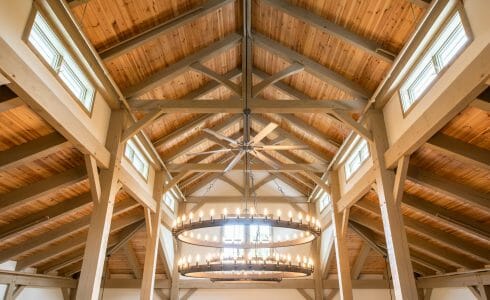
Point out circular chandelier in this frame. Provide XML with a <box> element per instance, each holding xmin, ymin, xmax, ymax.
<box><xmin>173</xmin><ymin>109</ymin><xmax>318</xmax><ymax>281</ymax></box>
<box><xmin>178</xmin><ymin>253</ymin><xmax>314</xmax><ymax>281</ymax></box>
<box><xmin>172</xmin><ymin>208</ymin><xmax>321</xmax><ymax>248</ymax></box>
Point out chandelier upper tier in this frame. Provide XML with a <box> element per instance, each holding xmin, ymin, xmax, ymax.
<box><xmin>172</xmin><ymin>208</ymin><xmax>321</xmax><ymax>248</ymax></box>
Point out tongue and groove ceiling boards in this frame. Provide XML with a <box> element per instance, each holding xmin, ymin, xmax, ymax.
<box><xmin>0</xmin><ymin>0</ymin><xmax>489</xmax><ymax>287</ymax></box>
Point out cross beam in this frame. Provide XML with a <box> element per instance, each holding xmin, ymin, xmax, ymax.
<box><xmin>167</xmin><ymin>163</ymin><xmax>327</xmax><ymax>173</ymax></box>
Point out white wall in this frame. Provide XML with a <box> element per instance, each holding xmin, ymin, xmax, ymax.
<box><xmin>16</xmin><ymin>287</ymin><xmax>64</xmax><ymax>300</ymax></box>
<box><xmin>186</xmin><ymin>289</ymin><xmax>310</xmax><ymax>300</ymax></box>
<box><xmin>430</xmin><ymin>287</ymin><xmax>477</xmax><ymax>300</ymax></box>
<box><xmin>382</xmin><ymin>0</ymin><xmax>490</xmax><ymax>167</ymax></box>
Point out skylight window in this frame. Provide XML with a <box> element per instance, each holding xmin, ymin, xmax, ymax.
<box><xmin>28</xmin><ymin>12</ymin><xmax>95</xmax><ymax>112</ymax></box>
<box><xmin>400</xmin><ymin>11</ymin><xmax>470</xmax><ymax>112</ymax></box>
<box><xmin>344</xmin><ymin>139</ymin><xmax>369</xmax><ymax>179</ymax></box>
<box><xmin>124</xmin><ymin>139</ymin><xmax>150</xmax><ymax>180</ymax></box>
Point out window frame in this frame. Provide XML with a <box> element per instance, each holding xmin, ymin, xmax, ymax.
<box><xmin>318</xmin><ymin>191</ymin><xmax>331</xmax><ymax>212</ymax></box>
<box><xmin>124</xmin><ymin>139</ymin><xmax>150</xmax><ymax>181</ymax></box>
<box><xmin>398</xmin><ymin>7</ymin><xmax>472</xmax><ymax>116</ymax></box>
<box><xmin>163</xmin><ymin>192</ymin><xmax>175</xmax><ymax>212</ymax></box>
<box><xmin>221</xmin><ymin>224</ymin><xmax>274</xmax><ymax>259</ymax></box>
<box><xmin>344</xmin><ymin>139</ymin><xmax>370</xmax><ymax>180</ymax></box>
<box><xmin>23</xmin><ymin>7</ymin><xmax>96</xmax><ymax>115</ymax></box>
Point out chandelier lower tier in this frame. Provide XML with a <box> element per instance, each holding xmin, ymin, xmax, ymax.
<box><xmin>172</xmin><ymin>211</ymin><xmax>321</xmax><ymax>248</ymax></box>
<box><xmin>178</xmin><ymin>255</ymin><xmax>314</xmax><ymax>281</ymax></box>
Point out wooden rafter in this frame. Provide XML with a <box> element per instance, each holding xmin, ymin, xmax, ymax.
<box><xmin>425</xmin><ymin>133</ymin><xmax>490</xmax><ymax>171</ymax></box>
<box><xmin>252</xmin><ymin>62</ymin><xmax>304</xmax><ymax>97</ymax></box>
<box><xmin>351</xmin><ymin>213</ymin><xmax>480</xmax><ymax>270</ymax></box>
<box><xmin>407</xmin><ymin>167</ymin><xmax>490</xmax><ymax>215</ymax></box>
<box><xmin>349</xmin><ymin>221</ymin><xmax>445</xmax><ymax>275</ymax></box>
<box><xmin>278</xmin><ymin>114</ymin><xmax>340</xmax><ymax>149</ymax></box>
<box><xmin>262</xmin><ymin>0</ymin><xmax>395</xmax><ymax>63</ymax></box>
<box><xmin>351</xmin><ymin>242</ymin><xmax>371</xmax><ymax>280</ymax></box>
<box><xmin>253</xmin><ymin>33</ymin><xmax>371</xmax><ymax>100</ymax></box>
<box><xmin>185</xmin><ymin>196</ymin><xmax>308</xmax><ymax>203</ymax></box>
<box><xmin>51</xmin><ymin>220</ymin><xmax>146</xmax><ymax>276</ymax></box>
<box><xmin>98</xmin><ymin>0</ymin><xmax>235</xmax><ymax>60</ymax></box>
<box><xmin>124</xmin><ymin>243</ymin><xmax>142</xmax><ymax>279</ymax></box>
<box><xmin>123</xmin><ymin>33</ymin><xmax>242</xmax><ymax>99</ymax></box>
<box><xmin>190</xmin><ymin>63</ymin><xmax>241</xmax><ymax>96</ymax></box>
<box><xmin>402</xmin><ymin>194</ymin><xmax>490</xmax><ymax>243</ymax></box>
<box><xmin>153</xmin><ymin>114</ymin><xmax>214</xmax><ymax>148</ymax></box>
<box><xmin>0</xmin><ymin>197</ymin><xmax>138</xmax><ymax>264</ymax></box>
<box><xmin>16</xmin><ymin>213</ymin><xmax>144</xmax><ymax>271</ymax></box>
<box><xmin>163</xmin><ymin>114</ymin><xmax>241</xmax><ymax>162</ymax></box>
<box><xmin>252</xmin><ymin>114</ymin><xmax>329</xmax><ymax>163</ymax></box>
<box><xmin>0</xmin><ymin>167</ymin><xmax>86</xmax><ymax>212</ymax></box>
<box><xmin>355</xmin><ymin>200</ymin><xmax>490</xmax><ymax>263</ymax></box>
<box><xmin>167</xmin><ymin>162</ymin><xmax>327</xmax><ymax>173</ymax></box>
<box><xmin>0</xmin><ymin>193</ymin><xmax>91</xmax><ymax>244</ymax></box>
<box><xmin>130</xmin><ymin>98</ymin><xmax>364</xmax><ymax>113</ymax></box>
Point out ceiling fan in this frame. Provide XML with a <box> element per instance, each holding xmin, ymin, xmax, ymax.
<box><xmin>187</xmin><ymin>110</ymin><xmax>308</xmax><ymax>173</ymax></box>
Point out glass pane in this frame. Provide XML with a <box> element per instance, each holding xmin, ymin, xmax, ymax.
<box><xmin>28</xmin><ymin>25</ymin><xmax>59</xmax><ymax>67</ymax></box>
<box><xmin>29</xmin><ymin>13</ymin><xmax>95</xmax><ymax>112</ymax></box>
<box><xmin>59</xmin><ymin>62</ymin><xmax>86</xmax><ymax>100</ymax></box>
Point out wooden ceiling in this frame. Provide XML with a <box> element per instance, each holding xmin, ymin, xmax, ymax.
<box><xmin>0</xmin><ymin>0</ymin><xmax>489</xmax><ymax>283</ymax></box>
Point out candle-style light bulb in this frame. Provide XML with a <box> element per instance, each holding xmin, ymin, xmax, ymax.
<box><xmin>182</xmin><ymin>214</ymin><xmax>187</xmax><ymax>222</ymax></box>
<box><xmin>172</xmin><ymin>220</ymin><xmax>177</xmax><ymax>228</ymax></box>
<box><xmin>305</xmin><ymin>215</ymin><xmax>310</xmax><ymax>222</ymax></box>
<box><xmin>204</xmin><ymin>234</ymin><xmax>209</xmax><ymax>241</ymax></box>
<box><xmin>199</xmin><ymin>210</ymin><xmax>204</xmax><ymax>220</ymax></box>
<box><xmin>250</xmin><ymin>207</ymin><xmax>255</xmax><ymax>216</ymax></box>
<box><xmin>197</xmin><ymin>233</ymin><xmax>201</xmax><ymax>240</ymax></box>
<box><xmin>296</xmin><ymin>255</ymin><xmax>301</xmax><ymax>263</ymax></box>
<box><xmin>210</xmin><ymin>209</ymin><xmax>215</xmax><ymax>220</ymax></box>
<box><xmin>196</xmin><ymin>254</ymin><xmax>200</xmax><ymax>263</ymax></box>
<box><xmin>288</xmin><ymin>211</ymin><xmax>293</xmax><ymax>220</ymax></box>
<box><xmin>277</xmin><ymin>209</ymin><xmax>282</xmax><ymax>220</ymax></box>
<box><xmin>263</xmin><ymin>208</ymin><xmax>269</xmax><ymax>217</ymax></box>
<box><xmin>298</xmin><ymin>212</ymin><xmax>303</xmax><ymax>221</ymax></box>
<box><xmin>223</xmin><ymin>208</ymin><xmax>228</xmax><ymax>218</ymax></box>
<box><xmin>189</xmin><ymin>212</ymin><xmax>194</xmax><ymax>221</ymax></box>
<box><xmin>213</xmin><ymin>235</ymin><xmax>218</xmax><ymax>242</ymax></box>
<box><xmin>236</xmin><ymin>207</ymin><xmax>241</xmax><ymax>217</ymax></box>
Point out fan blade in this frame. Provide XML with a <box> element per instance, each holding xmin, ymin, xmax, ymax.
<box><xmin>186</xmin><ymin>149</ymin><xmax>233</xmax><ymax>156</ymax></box>
<box><xmin>223</xmin><ymin>151</ymin><xmax>245</xmax><ymax>173</ymax></box>
<box><xmin>252</xmin><ymin>122</ymin><xmax>278</xmax><ymax>144</ymax></box>
<box><xmin>202</xmin><ymin>128</ymin><xmax>238</xmax><ymax>146</ymax></box>
<box><xmin>258</xmin><ymin>145</ymin><xmax>309</xmax><ymax>150</ymax></box>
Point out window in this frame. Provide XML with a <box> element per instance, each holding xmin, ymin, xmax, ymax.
<box><xmin>163</xmin><ymin>192</ymin><xmax>175</xmax><ymax>212</ymax></box>
<box><xmin>221</xmin><ymin>225</ymin><xmax>273</xmax><ymax>258</ymax></box>
<box><xmin>28</xmin><ymin>12</ymin><xmax>95</xmax><ymax>112</ymax></box>
<box><xmin>319</xmin><ymin>191</ymin><xmax>331</xmax><ymax>212</ymax></box>
<box><xmin>249</xmin><ymin>225</ymin><xmax>272</xmax><ymax>258</ymax></box>
<box><xmin>222</xmin><ymin>225</ymin><xmax>244</xmax><ymax>258</ymax></box>
<box><xmin>344</xmin><ymin>139</ymin><xmax>369</xmax><ymax>179</ymax></box>
<box><xmin>124</xmin><ymin>139</ymin><xmax>150</xmax><ymax>179</ymax></box>
<box><xmin>400</xmin><ymin>12</ymin><xmax>470</xmax><ymax>112</ymax></box>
